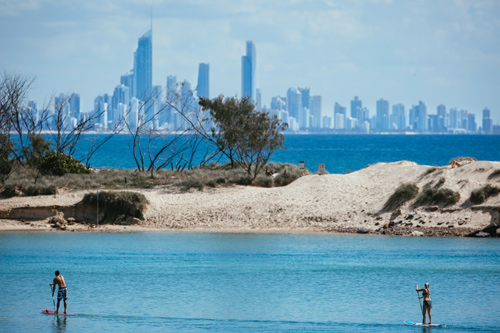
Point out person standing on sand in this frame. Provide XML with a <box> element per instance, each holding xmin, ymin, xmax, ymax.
<box><xmin>416</xmin><ymin>283</ymin><xmax>432</xmax><ymax>325</ymax></box>
<box><xmin>50</xmin><ymin>270</ymin><xmax>68</xmax><ymax>314</ymax></box>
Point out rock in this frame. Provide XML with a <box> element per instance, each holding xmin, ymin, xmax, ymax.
<box><xmin>49</xmin><ymin>215</ymin><xmax>67</xmax><ymax>225</ymax></box>
<box><xmin>405</xmin><ymin>222</ymin><xmax>413</xmax><ymax>227</ymax></box>
<box><xmin>405</xmin><ymin>214</ymin><xmax>414</xmax><ymax>220</ymax></box>
<box><xmin>411</xmin><ymin>230</ymin><xmax>424</xmax><ymax>237</ymax></box>
<box><xmin>375</xmin><ymin>222</ymin><xmax>380</xmax><ymax>226</ymax></box>
<box><xmin>476</xmin><ymin>232</ymin><xmax>490</xmax><ymax>237</ymax></box>
<box><xmin>426</xmin><ymin>206</ymin><xmax>439</xmax><ymax>212</ymax></box>
<box><xmin>389</xmin><ymin>221</ymin><xmax>395</xmax><ymax>227</ymax></box>
<box><xmin>383</xmin><ymin>224</ymin><xmax>389</xmax><ymax>229</ymax></box>
<box><xmin>67</xmin><ymin>217</ymin><xmax>76</xmax><ymax>223</ymax></box>
<box><xmin>357</xmin><ymin>228</ymin><xmax>369</xmax><ymax>234</ymax></box>
<box><xmin>124</xmin><ymin>216</ymin><xmax>142</xmax><ymax>225</ymax></box>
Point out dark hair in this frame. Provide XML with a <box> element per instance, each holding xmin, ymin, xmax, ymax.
<box><xmin>55</xmin><ymin>270</ymin><xmax>60</xmax><ymax>276</ymax></box>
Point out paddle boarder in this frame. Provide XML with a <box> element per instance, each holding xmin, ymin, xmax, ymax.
<box><xmin>50</xmin><ymin>270</ymin><xmax>68</xmax><ymax>314</ymax></box>
<box><xmin>416</xmin><ymin>283</ymin><xmax>432</xmax><ymax>325</ymax></box>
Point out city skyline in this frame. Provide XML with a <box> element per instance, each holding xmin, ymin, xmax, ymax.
<box><xmin>1</xmin><ymin>0</ymin><xmax>499</xmax><ymax>124</ymax></box>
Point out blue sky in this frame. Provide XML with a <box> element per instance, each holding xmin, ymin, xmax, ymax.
<box><xmin>1</xmin><ymin>0</ymin><xmax>499</xmax><ymax>123</ymax></box>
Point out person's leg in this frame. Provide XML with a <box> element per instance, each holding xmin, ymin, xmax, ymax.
<box><xmin>63</xmin><ymin>300</ymin><xmax>67</xmax><ymax>314</ymax></box>
<box><xmin>422</xmin><ymin>304</ymin><xmax>427</xmax><ymax>324</ymax></box>
<box><xmin>428</xmin><ymin>307</ymin><xmax>432</xmax><ymax>325</ymax></box>
<box><xmin>56</xmin><ymin>299</ymin><xmax>60</xmax><ymax>314</ymax></box>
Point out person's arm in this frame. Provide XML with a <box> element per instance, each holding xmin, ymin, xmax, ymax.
<box><xmin>416</xmin><ymin>285</ymin><xmax>424</xmax><ymax>292</ymax></box>
<box><xmin>51</xmin><ymin>279</ymin><xmax>57</xmax><ymax>296</ymax></box>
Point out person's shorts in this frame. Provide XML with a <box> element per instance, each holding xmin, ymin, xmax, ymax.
<box><xmin>423</xmin><ymin>300</ymin><xmax>432</xmax><ymax>309</ymax></box>
<box><xmin>57</xmin><ymin>288</ymin><xmax>68</xmax><ymax>301</ymax></box>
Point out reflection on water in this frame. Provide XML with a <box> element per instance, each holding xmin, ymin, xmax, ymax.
<box><xmin>52</xmin><ymin>316</ymin><xmax>67</xmax><ymax>333</ymax></box>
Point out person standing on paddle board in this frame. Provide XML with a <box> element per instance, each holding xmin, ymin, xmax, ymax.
<box><xmin>416</xmin><ymin>283</ymin><xmax>432</xmax><ymax>325</ymax></box>
<box><xmin>50</xmin><ymin>271</ymin><xmax>68</xmax><ymax>314</ymax></box>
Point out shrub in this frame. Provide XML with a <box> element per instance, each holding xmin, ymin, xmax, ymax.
<box><xmin>40</xmin><ymin>153</ymin><xmax>90</xmax><ymax>176</ymax></box>
<box><xmin>215</xmin><ymin>177</ymin><xmax>226</xmax><ymax>184</ymax></box>
<box><xmin>21</xmin><ymin>184</ymin><xmax>57</xmax><ymax>196</ymax></box>
<box><xmin>205</xmin><ymin>180</ymin><xmax>217</xmax><ymax>188</ymax></box>
<box><xmin>254</xmin><ymin>175</ymin><xmax>273</xmax><ymax>188</ymax></box>
<box><xmin>175</xmin><ymin>179</ymin><xmax>204</xmax><ymax>191</ymax></box>
<box><xmin>274</xmin><ymin>167</ymin><xmax>301</xmax><ymax>187</ymax></box>
<box><xmin>488</xmin><ymin>169</ymin><xmax>500</xmax><ymax>180</ymax></box>
<box><xmin>382</xmin><ymin>183</ymin><xmax>419</xmax><ymax>211</ymax></box>
<box><xmin>414</xmin><ymin>184</ymin><xmax>460</xmax><ymax>206</ymax></box>
<box><xmin>433</xmin><ymin>177</ymin><xmax>445</xmax><ymax>189</ymax></box>
<box><xmin>81</xmin><ymin>191</ymin><xmax>148</xmax><ymax>223</ymax></box>
<box><xmin>236</xmin><ymin>176</ymin><xmax>253</xmax><ymax>186</ymax></box>
<box><xmin>470</xmin><ymin>185</ymin><xmax>500</xmax><ymax>204</ymax></box>
<box><xmin>2</xmin><ymin>184</ymin><xmax>18</xmax><ymax>198</ymax></box>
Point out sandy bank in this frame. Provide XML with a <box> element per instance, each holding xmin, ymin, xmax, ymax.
<box><xmin>1</xmin><ymin>160</ymin><xmax>499</xmax><ymax>237</ymax></box>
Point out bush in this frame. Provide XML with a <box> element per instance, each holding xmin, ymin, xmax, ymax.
<box><xmin>470</xmin><ymin>185</ymin><xmax>500</xmax><ymax>204</ymax></box>
<box><xmin>2</xmin><ymin>184</ymin><xmax>18</xmax><ymax>198</ymax></box>
<box><xmin>25</xmin><ymin>184</ymin><xmax>57</xmax><ymax>196</ymax></box>
<box><xmin>40</xmin><ymin>153</ymin><xmax>90</xmax><ymax>176</ymax></box>
<box><xmin>383</xmin><ymin>183</ymin><xmax>419</xmax><ymax>211</ymax></box>
<box><xmin>81</xmin><ymin>191</ymin><xmax>148</xmax><ymax>223</ymax></box>
<box><xmin>488</xmin><ymin>169</ymin><xmax>500</xmax><ymax>180</ymax></box>
<box><xmin>175</xmin><ymin>179</ymin><xmax>204</xmax><ymax>191</ymax></box>
<box><xmin>254</xmin><ymin>175</ymin><xmax>273</xmax><ymax>188</ymax></box>
<box><xmin>414</xmin><ymin>184</ymin><xmax>460</xmax><ymax>206</ymax></box>
<box><xmin>274</xmin><ymin>167</ymin><xmax>301</xmax><ymax>187</ymax></box>
<box><xmin>236</xmin><ymin>176</ymin><xmax>253</xmax><ymax>186</ymax></box>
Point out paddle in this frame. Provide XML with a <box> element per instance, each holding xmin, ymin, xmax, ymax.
<box><xmin>416</xmin><ymin>289</ymin><xmax>423</xmax><ymax>315</ymax></box>
<box><xmin>50</xmin><ymin>283</ymin><xmax>55</xmax><ymax>311</ymax></box>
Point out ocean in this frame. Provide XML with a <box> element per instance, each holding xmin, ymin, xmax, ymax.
<box><xmin>0</xmin><ymin>233</ymin><xmax>499</xmax><ymax>332</ymax></box>
<box><xmin>72</xmin><ymin>134</ymin><xmax>500</xmax><ymax>173</ymax></box>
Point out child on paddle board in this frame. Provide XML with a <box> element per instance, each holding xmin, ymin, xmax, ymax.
<box><xmin>416</xmin><ymin>283</ymin><xmax>432</xmax><ymax>325</ymax></box>
<box><xmin>50</xmin><ymin>270</ymin><xmax>68</xmax><ymax>314</ymax></box>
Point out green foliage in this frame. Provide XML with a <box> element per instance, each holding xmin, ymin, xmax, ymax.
<box><xmin>199</xmin><ymin>96</ymin><xmax>288</xmax><ymax>180</ymax></box>
<box><xmin>175</xmin><ymin>179</ymin><xmax>204</xmax><ymax>191</ymax></box>
<box><xmin>274</xmin><ymin>166</ymin><xmax>302</xmax><ymax>187</ymax></box>
<box><xmin>1</xmin><ymin>184</ymin><xmax>56</xmax><ymax>197</ymax></box>
<box><xmin>39</xmin><ymin>152</ymin><xmax>90</xmax><ymax>176</ymax></box>
<box><xmin>470</xmin><ymin>184</ymin><xmax>500</xmax><ymax>204</ymax></box>
<box><xmin>383</xmin><ymin>182</ymin><xmax>419</xmax><ymax>211</ymax></box>
<box><xmin>254</xmin><ymin>175</ymin><xmax>273</xmax><ymax>188</ymax></box>
<box><xmin>25</xmin><ymin>134</ymin><xmax>51</xmax><ymax>169</ymax></box>
<box><xmin>414</xmin><ymin>184</ymin><xmax>460</xmax><ymax>206</ymax></box>
<box><xmin>82</xmin><ymin>191</ymin><xmax>148</xmax><ymax>223</ymax></box>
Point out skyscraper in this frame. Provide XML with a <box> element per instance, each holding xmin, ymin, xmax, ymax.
<box><xmin>256</xmin><ymin>88</ymin><xmax>262</xmax><ymax>111</ymax></box>
<box><xmin>483</xmin><ymin>108</ymin><xmax>493</xmax><ymax>133</ymax></box>
<box><xmin>197</xmin><ymin>63</ymin><xmax>209</xmax><ymax>99</ymax></box>
<box><xmin>350</xmin><ymin>96</ymin><xmax>363</xmax><ymax>126</ymax></box>
<box><xmin>241</xmin><ymin>41</ymin><xmax>256</xmax><ymax>102</ymax></box>
<box><xmin>376</xmin><ymin>99</ymin><xmax>390</xmax><ymax>131</ymax></box>
<box><xmin>133</xmin><ymin>29</ymin><xmax>152</xmax><ymax>101</ymax></box>
<box><xmin>309</xmin><ymin>95</ymin><xmax>322</xmax><ymax>129</ymax></box>
<box><xmin>286</xmin><ymin>88</ymin><xmax>302</xmax><ymax>121</ymax></box>
<box><xmin>391</xmin><ymin>104</ymin><xmax>405</xmax><ymax>131</ymax></box>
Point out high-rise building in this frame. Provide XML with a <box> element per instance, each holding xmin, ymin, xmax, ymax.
<box><xmin>459</xmin><ymin>109</ymin><xmax>468</xmax><ymax>129</ymax></box>
<box><xmin>483</xmin><ymin>108</ymin><xmax>493</xmax><ymax>133</ymax></box>
<box><xmin>416</xmin><ymin>101</ymin><xmax>427</xmax><ymax>132</ymax></box>
<box><xmin>298</xmin><ymin>87</ymin><xmax>310</xmax><ymax>110</ymax></box>
<box><xmin>121</xmin><ymin>72</ymin><xmax>134</xmax><ymax>98</ymax></box>
<box><xmin>376</xmin><ymin>99</ymin><xmax>390</xmax><ymax>131</ymax></box>
<box><xmin>436</xmin><ymin>104</ymin><xmax>446</xmax><ymax>131</ymax></box>
<box><xmin>467</xmin><ymin>113</ymin><xmax>476</xmax><ymax>132</ymax></box>
<box><xmin>334</xmin><ymin>102</ymin><xmax>346</xmax><ymax>129</ymax></box>
<box><xmin>256</xmin><ymin>89</ymin><xmax>262</xmax><ymax>111</ymax></box>
<box><xmin>449</xmin><ymin>108</ymin><xmax>458</xmax><ymax>129</ymax></box>
<box><xmin>391</xmin><ymin>104</ymin><xmax>405</xmax><ymax>131</ymax></box>
<box><xmin>133</xmin><ymin>29</ymin><xmax>152</xmax><ymax>101</ymax></box>
<box><xmin>197</xmin><ymin>63</ymin><xmax>209</xmax><ymax>99</ymax></box>
<box><xmin>271</xmin><ymin>96</ymin><xmax>286</xmax><ymax>111</ymax></box>
<box><xmin>286</xmin><ymin>88</ymin><xmax>302</xmax><ymax>121</ymax></box>
<box><xmin>241</xmin><ymin>41</ymin><xmax>256</xmax><ymax>102</ymax></box>
<box><xmin>309</xmin><ymin>95</ymin><xmax>322</xmax><ymax>129</ymax></box>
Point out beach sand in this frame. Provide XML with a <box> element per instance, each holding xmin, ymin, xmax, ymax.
<box><xmin>1</xmin><ymin>160</ymin><xmax>499</xmax><ymax>236</ymax></box>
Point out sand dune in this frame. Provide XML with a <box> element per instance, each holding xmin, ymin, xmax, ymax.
<box><xmin>1</xmin><ymin>160</ymin><xmax>499</xmax><ymax>236</ymax></box>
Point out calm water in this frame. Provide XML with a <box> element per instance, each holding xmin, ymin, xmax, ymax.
<box><xmin>1</xmin><ymin>233</ymin><xmax>499</xmax><ymax>332</ymax></box>
<box><xmin>72</xmin><ymin>134</ymin><xmax>500</xmax><ymax>173</ymax></box>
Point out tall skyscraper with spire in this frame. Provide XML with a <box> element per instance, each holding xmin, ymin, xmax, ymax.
<box><xmin>241</xmin><ymin>41</ymin><xmax>256</xmax><ymax>102</ymax></box>
<box><xmin>133</xmin><ymin>29</ymin><xmax>152</xmax><ymax>102</ymax></box>
<box><xmin>197</xmin><ymin>63</ymin><xmax>209</xmax><ymax>99</ymax></box>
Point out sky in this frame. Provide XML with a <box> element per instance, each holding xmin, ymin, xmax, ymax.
<box><xmin>1</xmin><ymin>0</ymin><xmax>499</xmax><ymax>124</ymax></box>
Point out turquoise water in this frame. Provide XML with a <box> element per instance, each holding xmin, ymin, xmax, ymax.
<box><xmin>1</xmin><ymin>232</ymin><xmax>499</xmax><ymax>332</ymax></box>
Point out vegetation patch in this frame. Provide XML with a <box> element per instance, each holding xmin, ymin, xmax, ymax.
<box><xmin>1</xmin><ymin>184</ymin><xmax>57</xmax><ymax>198</ymax></box>
<box><xmin>414</xmin><ymin>184</ymin><xmax>460</xmax><ymax>207</ymax></box>
<box><xmin>449</xmin><ymin>156</ymin><xmax>477</xmax><ymax>166</ymax></box>
<box><xmin>488</xmin><ymin>169</ymin><xmax>500</xmax><ymax>180</ymax></box>
<box><xmin>40</xmin><ymin>153</ymin><xmax>90</xmax><ymax>176</ymax></box>
<box><xmin>470</xmin><ymin>185</ymin><xmax>500</xmax><ymax>204</ymax></box>
<box><xmin>81</xmin><ymin>191</ymin><xmax>148</xmax><ymax>224</ymax></box>
<box><xmin>382</xmin><ymin>183</ymin><xmax>419</xmax><ymax>212</ymax></box>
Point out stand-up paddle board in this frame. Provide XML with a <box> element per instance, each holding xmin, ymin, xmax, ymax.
<box><xmin>404</xmin><ymin>321</ymin><xmax>445</xmax><ymax>327</ymax></box>
<box><xmin>42</xmin><ymin>310</ymin><xmax>76</xmax><ymax>316</ymax></box>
